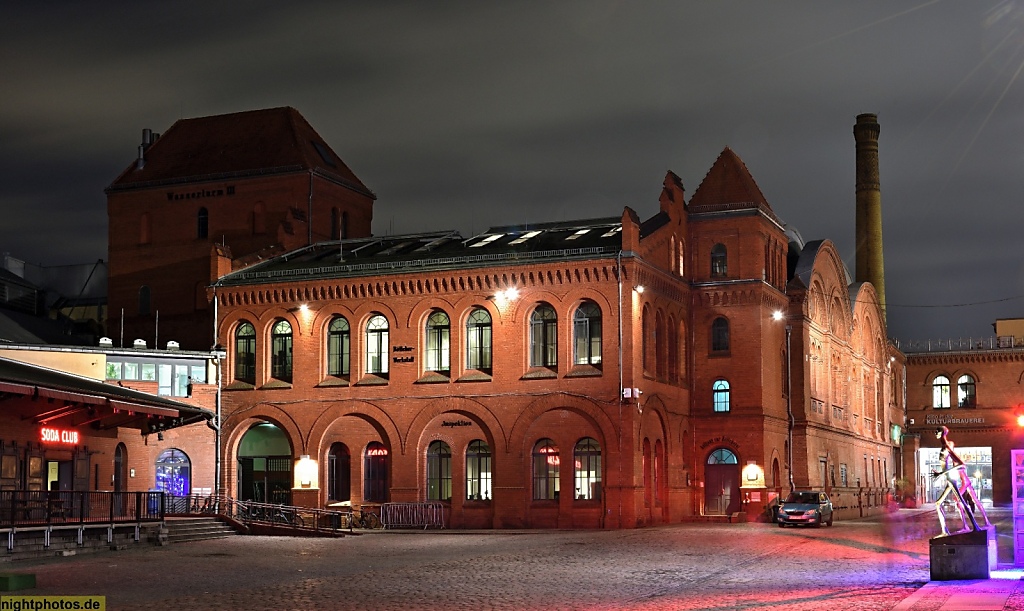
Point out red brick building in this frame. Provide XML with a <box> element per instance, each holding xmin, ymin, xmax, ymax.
<box><xmin>101</xmin><ymin>108</ymin><xmax>905</xmax><ymax>528</ymax></box>
<box><xmin>105</xmin><ymin>107</ymin><xmax>375</xmax><ymax>352</ymax></box>
<box><xmin>902</xmin><ymin>325</ymin><xmax>1024</xmax><ymax>508</ymax></box>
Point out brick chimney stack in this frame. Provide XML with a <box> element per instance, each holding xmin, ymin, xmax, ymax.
<box><xmin>854</xmin><ymin>113</ymin><xmax>886</xmax><ymax>320</ymax></box>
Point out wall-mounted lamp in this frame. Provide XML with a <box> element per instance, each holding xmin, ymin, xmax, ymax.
<box><xmin>634</xmin><ymin>285</ymin><xmax>644</xmax><ymax>294</ymax></box>
<box><xmin>295</xmin><ymin>454</ymin><xmax>318</xmax><ymax>489</ymax></box>
<box><xmin>488</xmin><ymin>287</ymin><xmax>519</xmax><ymax>305</ymax></box>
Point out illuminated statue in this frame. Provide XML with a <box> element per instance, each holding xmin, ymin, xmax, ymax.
<box><xmin>931</xmin><ymin>426</ymin><xmax>989</xmax><ymax>535</ymax></box>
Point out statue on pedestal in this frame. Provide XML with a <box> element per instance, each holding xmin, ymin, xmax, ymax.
<box><xmin>932</xmin><ymin>426</ymin><xmax>989</xmax><ymax>534</ymax></box>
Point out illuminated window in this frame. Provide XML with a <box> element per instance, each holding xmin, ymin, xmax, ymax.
<box><xmin>363</xmin><ymin>442</ymin><xmax>388</xmax><ymax>502</ymax></box>
<box><xmin>957</xmin><ymin>374</ymin><xmax>976</xmax><ymax>407</ymax></box>
<box><xmin>271</xmin><ymin>320</ymin><xmax>293</xmax><ymax>383</ymax></box>
<box><xmin>713</xmin><ymin>379</ymin><xmax>731</xmax><ymax>412</ymax></box>
<box><xmin>234</xmin><ymin>322</ymin><xmax>256</xmax><ymax>384</ymax></box>
<box><xmin>155</xmin><ymin>449</ymin><xmax>191</xmax><ymax>497</ymax></box>
<box><xmin>465</xmin><ymin>309</ymin><xmax>492</xmax><ymax>372</ymax></box>
<box><xmin>532</xmin><ymin>439</ymin><xmax>559</xmax><ymax>500</ymax></box>
<box><xmin>466</xmin><ymin>440</ymin><xmax>492</xmax><ymax>501</ymax></box>
<box><xmin>327</xmin><ymin>317</ymin><xmax>350</xmax><ymax>377</ymax></box>
<box><xmin>573</xmin><ymin>438</ymin><xmax>601</xmax><ymax>501</ymax></box>
<box><xmin>366</xmin><ymin>315</ymin><xmax>389</xmax><ymax>375</ymax></box>
<box><xmin>425</xmin><ymin>311</ymin><xmax>450</xmax><ymax>373</ymax></box>
<box><xmin>530</xmin><ymin>304</ymin><xmax>558</xmax><ymax>369</ymax></box>
<box><xmin>932</xmin><ymin>375</ymin><xmax>950</xmax><ymax>409</ymax></box>
<box><xmin>711</xmin><ymin>317</ymin><xmax>730</xmax><ymax>352</ymax></box>
<box><xmin>426</xmin><ymin>441</ymin><xmax>452</xmax><ymax>501</ymax></box>
<box><xmin>573</xmin><ymin>301</ymin><xmax>602</xmax><ymax>365</ymax></box>
<box><xmin>707</xmin><ymin>448</ymin><xmax>738</xmax><ymax>464</ymax></box>
<box><xmin>711</xmin><ymin>243</ymin><xmax>727</xmax><ymax>277</ymax></box>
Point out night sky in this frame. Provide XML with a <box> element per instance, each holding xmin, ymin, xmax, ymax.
<box><xmin>3</xmin><ymin>1</ymin><xmax>1023</xmax><ymax>343</ymax></box>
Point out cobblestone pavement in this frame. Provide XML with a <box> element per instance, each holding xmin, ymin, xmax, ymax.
<box><xmin>5</xmin><ymin>510</ymin><xmax>1024</xmax><ymax>610</ymax></box>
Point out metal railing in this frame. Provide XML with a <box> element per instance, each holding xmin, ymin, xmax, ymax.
<box><xmin>1</xmin><ymin>490</ymin><xmax>164</xmax><ymax>528</ymax></box>
<box><xmin>167</xmin><ymin>494</ymin><xmax>355</xmax><ymax>534</ymax></box>
<box><xmin>896</xmin><ymin>335</ymin><xmax>1024</xmax><ymax>353</ymax></box>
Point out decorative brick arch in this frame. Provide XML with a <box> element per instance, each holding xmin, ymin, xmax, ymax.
<box><xmin>305</xmin><ymin>399</ymin><xmax>405</xmax><ymax>456</ymax></box>
<box><xmin>508</xmin><ymin>393</ymin><xmax>617</xmax><ymax>460</ymax></box>
<box><xmin>405</xmin><ymin>396</ymin><xmax>508</xmax><ymax>456</ymax></box>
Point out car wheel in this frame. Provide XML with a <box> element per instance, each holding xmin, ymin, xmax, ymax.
<box><xmin>778</xmin><ymin>522</ymin><xmax>786</xmax><ymax>528</ymax></box>
<box><xmin>826</xmin><ymin>515</ymin><xmax>833</xmax><ymax>527</ymax></box>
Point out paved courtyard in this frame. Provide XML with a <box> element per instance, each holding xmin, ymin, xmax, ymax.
<box><xmin>5</xmin><ymin>509</ymin><xmax>1024</xmax><ymax>610</ymax></box>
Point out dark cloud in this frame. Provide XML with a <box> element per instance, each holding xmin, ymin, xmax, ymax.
<box><xmin>2</xmin><ymin>1</ymin><xmax>1022</xmax><ymax>342</ymax></box>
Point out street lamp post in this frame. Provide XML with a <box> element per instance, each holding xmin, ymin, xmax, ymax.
<box><xmin>785</xmin><ymin>324</ymin><xmax>795</xmax><ymax>494</ymax></box>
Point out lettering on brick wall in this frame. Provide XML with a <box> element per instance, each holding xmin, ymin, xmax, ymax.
<box><xmin>700</xmin><ymin>435</ymin><xmax>739</xmax><ymax>450</ymax></box>
<box><xmin>925</xmin><ymin>414</ymin><xmax>985</xmax><ymax>426</ymax></box>
<box><xmin>442</xmin><ymin>420</ymin><xmax>472</xmax><ymax>428</ymax></box>
<box><xmin>392</xmin><ymin>346</ymin><xmax>414</xmax><ymax>352</ymax></box>
<box><xmin>166</xmin><ymin>185</ymin><xmax>235</xmax><ymax>201</ymax></box>
<box><xmin>393</xmin><ymin>356</ymin><xmax>414</xmax><ymax>363</ymax></box>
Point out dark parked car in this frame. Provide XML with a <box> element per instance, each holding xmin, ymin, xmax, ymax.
<box><xmin>777</xmin><ymin>490</ymin><xmax>833</xmax><ymax>527</ymax></box>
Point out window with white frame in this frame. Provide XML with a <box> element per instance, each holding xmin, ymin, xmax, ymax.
<box><xmin>365</xmin><ymin>315</ymin><xmax>389</xmax><ymax>375</ymax></box>
<box><xmin>713</xmin><ymin>379</ymin><xmax>731</xmax><ymax>412</ymax></box>
<box><xmin>573</xmin><ymin>301</ymin><xmax>602</xmax><ymax>365</ymax></box>
<box><xmin>425</xmin><ymin>310</ymin><xmax>451</xmax><ymax>373</ymax></box>
<box><xmin>465</xmin><ymin>308</ymin><xmax>492</xmax><ymax>372</ymax></box>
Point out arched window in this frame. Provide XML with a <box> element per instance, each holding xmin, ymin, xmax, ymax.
<box><xmin>668</xmin><ymin>316</ymin><xmax>679</xmax><ymax>383</ymax></box>
<box><xmin>366</xmin><ymin>315</ymin><xmax>389</xmax><ymax>375</ymax></box>
<box><xmin>466</xmin><ymin>308</ymin><xmax>492</xmax><ymax>372</ymax></box>
<box><xmin>271</xmin><ymin>320</ymin><xmax>292</xmax><ymax>383</ymax></box>
<box><xmin>197</xmin><ymin>207</ymin><xmax>209</xmax><ymax>239</ymax></box>
<box><xmin>327</xmin><ymin>317</ymin><xmax>350</xmax><ymax>378</ymax></box>
<box><xmin>573</xmin><ymin>301</ymin><xmax>602</xmax><ymax>365</ymax></box>
<box><xmin>138</xmin><ymin>285</ymin><xmax>151</xmax><ymax>316</ymax></box>
<box><xmin>642</xmin><ymin>438</ymin><xmax>652</xmax><ymax>507</ymax></box>
<box><xmin>330</xmin><ymin>207</ymin><xmax>340</xmax><ymax>240</ymax></box>
<box><xmin>341</xmin><ymin>211</ymin><xmax>349</xmax><ymax>240</ymax></box>
<box><xmin>713</xmin><ymin>379</ymin><xmax>731</xmax><ymax>412</ymax></box>
<box><xmin>532</xmin><ymin>439</ymin><xmax>559</xmax><ymax>500</ymax></box>
<box><xmin>234</xmin><ymin>322</ymin><xmax>256</xmax><ymax>384</ymax></box>
<box><xmin>708</xmin><ymin>448</ymin><xmax>738</xmax><ymax>464</ymax></box>
<box><xmin>155</xmin><ymin>449</ymin><xmax>191</xmax><ymax>497</ymax></box>
<box><xmin>425</xmin><ymin>310</ymin><xmax>451</xmax><ymax>373</ymax></box>
<box><xmin>426</xmin><ymin>441</ymin><xmax>452</xmax><ymax>501</ymax></box>
<box><xmin>364</xmin><ymin>442</ymin><xmax>388</xmax><ymax>502</ymax></box>
<box><xmin>530</xmin><ymin>305</ymin><xmax>557</xmax><ymax>369</ymax></box>
<box><xmin>466</xmin><ymin>440</ymin><xmax>492</xmax><ymax>501</ymax></box>
<box><xmin>327</xmin><ymin>443</ymin><xmax>351</xmax><ymax>501</ymax></box>
<box><xmin>654</xmin><ymin>439</ymin><xmax>663</xmax><ymax>506</ymax></box>
<box><xmin>574</xmin><ymin>438</ymin><xmax>601</xmax><ymax>501</ymax></box>
<box><xmin>655</xmin><ymin>310</ymin><xmax>667</xmax><ymax>379</ymax></box>
<box><xmin>711</xmin><ymin>317</ymin><xmax>730</xmax><ymax>352</ymax></box>
<box><xmin>711</xmin><ymin>243</ymin><xmax>727</xmax><ymax>277</ymax></box>
<box><xmin>957</xmin><ymin>374</ymin><xmax>976</xmax><ymax>408</ymax></box>
<box><xmin>932</xmin><ymin>375</ymin><xmax>950</xmax><ymax>409</ymax></box>
<box><xmin>642</xmin><ymin>306</ymin><xmax>651</xmax><ymax>373</ymax></box>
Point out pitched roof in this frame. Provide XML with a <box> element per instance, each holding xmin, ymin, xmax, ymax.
<box><xmin>688</xmin><ymin>147</ymin><xmax>779</xmax><ymax>223</ymax></box>
<box><xmin>107</xmin><ymin>107</ymin><xmax>374</xmax><ymax>198</ymax></box>
<box><xmin>214</xmin><ymin>217</ymin><xmax>626</xmax><ymax>287</ymax></box>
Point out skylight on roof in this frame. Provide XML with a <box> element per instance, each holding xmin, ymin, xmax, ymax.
<box><xmin>470</xmin><ymin>234</ymin><xmax>504</xmax><ymax>248</ymax></box>
<box><xmin>311</xmin><ymin>141</ymin><xmax>337</xmax><ymax>168</ymax></box>
<box><xmin>601</xmin><ymin>226</ymin><xmax>622</xmax><ymax>238</ymax></box>
<box><xmin>509</xmin><ymin>230</ymin><xmax>541</xmax><ymax>245</ymax></box>
<box><xmin>566</xmin><ymin>229</ymin><xmax>591</xmax><ymax>240</ymax></box>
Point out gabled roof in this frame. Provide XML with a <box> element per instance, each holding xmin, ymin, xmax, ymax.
<box><xmin>689</xmin><ymin>147</ymin><xmax>780</xmax><ymax>223</ymax></box>
<box><xmin>107</xmin><ymin>107</ymin><xmax>374</xmax><ymax>198</ymax></box>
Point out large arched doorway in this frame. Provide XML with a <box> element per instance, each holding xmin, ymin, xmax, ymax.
<box><xmin>704</xmin><ymin>448</ymin><xmax>741</xmax><ymax>515</ymax></box>
<box><xmin>155</xmin><ymin>449</ymin><xmax>191</xmax><ymax>497</ymax></box>
<box><xmin>237</xmin><ymin>423</ymin><xmax>293</xmax><ymax>504</ymax></box>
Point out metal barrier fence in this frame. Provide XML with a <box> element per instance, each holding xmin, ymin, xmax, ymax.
<box><xmin>380</xmin><ymin>502</ymin><xmax>447</xmax><ymax>529</ymax></box>
<box><xmin>1</xmin><ymin>490</ymin><xmax>164</xmax><ymax>528</ymax></box>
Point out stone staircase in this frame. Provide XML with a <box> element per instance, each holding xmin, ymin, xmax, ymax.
<box><xmin>164</xmin><ymin>517</ymin><xmax>237</xmax><ymax>543</ymax></box>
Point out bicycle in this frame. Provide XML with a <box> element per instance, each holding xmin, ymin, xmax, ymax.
<box><xmin>353</xmin><ymin>505</ymin><xmax>382</xmax><ymax>529</ymax></box>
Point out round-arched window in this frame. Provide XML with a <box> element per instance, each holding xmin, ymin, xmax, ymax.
<box><xmin>155</xmin><ymin>449</ymin><xmax>191</xmax><ymax>497</ymax></box>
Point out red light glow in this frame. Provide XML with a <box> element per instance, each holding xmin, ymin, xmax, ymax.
<box><xmin>40</xmin><ymin>427</ymin><xmax>79</xmax><ymax>445</ymax></box>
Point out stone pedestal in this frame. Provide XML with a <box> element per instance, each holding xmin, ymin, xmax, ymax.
<box><xmin>929</xmin><ymin>527</ymin><xmax>993</xmax><ymax>581</ymax></box>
